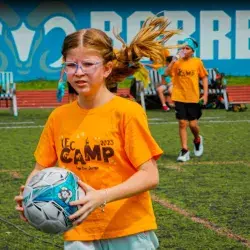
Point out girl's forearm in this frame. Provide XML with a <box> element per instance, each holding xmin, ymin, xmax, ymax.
<box><xmin>104</xmin><ymin>161</ymin><xmax>159</xmax><ymax>203</ymax></box>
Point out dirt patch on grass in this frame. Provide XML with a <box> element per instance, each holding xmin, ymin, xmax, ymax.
<box><xmin>159</xmin><ymin>164</ymin><xmax>184</xmax><ymax>172</ymax></box>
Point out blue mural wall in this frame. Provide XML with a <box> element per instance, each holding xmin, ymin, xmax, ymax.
<box><xmin>0</xmin><ymin>0</ymin><xmax>250</xmax><ymax>81</ymax></box>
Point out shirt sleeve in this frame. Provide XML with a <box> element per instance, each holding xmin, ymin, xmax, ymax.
<box><xmin>198</xmin><ymin>59</ymin><xmax>208</xmax><ymax>78</ymax></box>
<box><xmin>34</xmin><ymin>112</ymin><xmax>57</xmax><ymax>167</ymax></box>
<box><xmin>124</xmin><ymin>106</ymin><xmax>163</xmax><ymax>169</ymax></box>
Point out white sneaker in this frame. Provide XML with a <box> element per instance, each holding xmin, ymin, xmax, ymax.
<box><xmin>193</xmin><ymin>135</ymin><xmax>204</xmax><ymax>157</ymax></box>
<box><xmin>177</xmin><ymin>150</ymin><xmax>190</xmax><ymax>162</ymax></box>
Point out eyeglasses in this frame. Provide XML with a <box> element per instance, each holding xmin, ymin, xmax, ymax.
<box><xmin>62</xmin><ymin>61</ymin><xmax>103</xmax><ymax>75</ymax></box>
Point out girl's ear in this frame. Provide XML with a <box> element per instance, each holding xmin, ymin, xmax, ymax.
<box><xmin>103</xmin><ymin>61</ymin><xmax>113</xmax><ymax>78</ymax></box>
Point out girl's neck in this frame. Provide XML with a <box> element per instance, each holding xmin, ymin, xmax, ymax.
<box><xmin>183</xmin><ymin>56</ymin><xmax>193</xmax><ymax>61</ymax></box>
<box><xmin>77</xmin><ymin>86</ymin><xmax>114</xmax><ymax>110</ymax></box>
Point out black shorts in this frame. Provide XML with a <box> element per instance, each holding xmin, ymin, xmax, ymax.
<box><xmin>175</xmin><ymin>101</ymin><xmax>202</xmax><ymax>121</ymax></box>
<box><xmin>67</xmin><ymin>82</ymin><xmax>78</xmax><ymax>95</ymax></box>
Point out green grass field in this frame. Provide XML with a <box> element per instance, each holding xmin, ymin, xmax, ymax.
<box><xmin>0</xmin><ymin>107</ymin><xmax>249</xmax><ymax>249</ymax></box>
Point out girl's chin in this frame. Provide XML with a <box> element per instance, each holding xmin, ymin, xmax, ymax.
<box><xmin>76</xmin><ymin>88</ymin><xmax>91</xmax><ymax>95</ymax></box>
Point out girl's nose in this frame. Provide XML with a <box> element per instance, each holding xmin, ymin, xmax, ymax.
<box><xmin>75</xmin><ymin>65</ymin><xmax>85</xmax><ymax>75</ymax></box>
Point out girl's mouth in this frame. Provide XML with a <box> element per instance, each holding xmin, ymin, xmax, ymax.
<box><xmin>75</xmin><ymin>80</ymin><xmax>88</xmax><ymax>87</ymax></box>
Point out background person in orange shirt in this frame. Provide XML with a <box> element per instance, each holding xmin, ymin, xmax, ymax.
<box><xmin>166</xmin><ymin>37</ymin><xmax>208</xmax><ymax>162</ymax></box>
<box><xmin>15</xmin><ymin>17</ymin><xmax>180</xmax><ymax>250</ymax></box>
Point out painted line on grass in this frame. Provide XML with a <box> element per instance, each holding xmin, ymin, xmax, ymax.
<box><xmin>201</xmin><ymin>116</ymin><xmax>224</xmax><ymax>119</ymax></box>
<box><xmin>159</xmin><ymin>161</ymin><xmax>249</xmax><ymax>173</ymax></box>
<box><xmin>148</xmin><ymin>117</ymin><xmax>224</xmax><ymax>121</ymax></box>
<box><xmin>0</xmin><ymin>119</ymin><xmax>250</xmax><ymax>129</ymax></box>
<box><xmin>152</xmin><ymin>194</ymin><xmax>250</xmax><ymax>248</ymax></box>
<box><xmin>158</xmin><ymin>163</ymin><xmax>184</xmax><ymax>172</ymax></box>
<box><xmin>176</xmin><ymin>161</ymin><xmax>249</xmax><ymax>166</ymax></box>
<box><xmin>185</xmin><ymin>161</ymin><xmax>250</xmax><ymax>167</ymax></box>
<box><xmin>148</xmin><ymin>118</ymin><xmax>165</xmax><ymax>120</ymax></box>
<box><xmin>0</xmin><ymin>125</ymin><xmax>44</xmax><ymax>129</ymax></box>
<box><xmin>149</xmin><ymin>120</ymin><xmax>250</xmax><ymax>125</ymax></box>
<box><xmin>0</xmin><ymin>121</ymin><xmax>35</xmax><ymax>125</ymax></box>
<box><xmin>0</xmin><ymin>169</ymin><xmax>28</xmax><ymax>173</ymax></box>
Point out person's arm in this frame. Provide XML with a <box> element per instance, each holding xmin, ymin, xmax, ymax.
<box><xmin>69</xmin><ymin>158</ymin><xmax>159</xmax><ymax>225</ymax></box>
<box><xmin>165</xmin><ymin>59</ymin><xmax>175</xmax><ymax>76</ymax></box>
<box><xmin>14</xmin><ymin>162</ymin><xmax>45</xmax><ymax>221</ymax></box>
<box><xmin>102</xmin><ymin>158</ymin><xmax>159</xmax><ymax>202</ymax></box>
<box><xmin>198</xmin><ymin>60</ymin><xmax>209</xmax><ymax>105</ymax></box>
<box><xmin>200</xmin><ymin>76</ymin><xmax>208</xmax><ymax>105</ymax></box>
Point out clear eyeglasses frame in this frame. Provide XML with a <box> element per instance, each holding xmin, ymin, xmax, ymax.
<box><xmin>62</xmin><ymin>61</ymin><xmax>103</xmax><ymax>75</ymax></box>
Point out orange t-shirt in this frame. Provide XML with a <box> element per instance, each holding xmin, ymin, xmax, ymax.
<box><xmin>170</xmin><ymin>57</ymin><xmax>208</xmax><ymax>103</ymax></box>
<box><xmin>34</xmin><ymin>96</ymin><xmax>163</xmax><ymax>241</ymax></box>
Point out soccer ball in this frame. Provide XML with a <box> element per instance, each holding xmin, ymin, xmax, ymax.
<box><xmin>22</xmin><ymin>167</ymin><xmax>85</xmax><ymax>234</ymax></box>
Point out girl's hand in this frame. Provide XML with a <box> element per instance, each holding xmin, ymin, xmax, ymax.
<box><xmin>199</xmin><ymin>95</ymin><xmax>208</xmax><ymax>105</ymax></box>
<box><xmin>68</xmin><ymin>181</ymin><xmax>107</xmax><ymax>225</ymax></box>
<box><xmin>14</xmin><ymin>185</ymin><xmax>28</xmax><ymax>222</ymax></box>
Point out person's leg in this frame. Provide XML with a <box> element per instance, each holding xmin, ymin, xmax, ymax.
<box><xmin>189</xmin><ymin>119</ymin><xmax>200</xmax><ymax>140</ymax></box>
<box><xmin>179</xmin><ymin>119</ymin><xmax>189</xmax><ymax>150</ymax></box>
<box><xmin>177</xmin><ymin>120</ymin><xmax>190</xmax><ymax>162</ymax></box>
<box><xmin>165</xmin><ymin>84</ymin><xmax>174</xmax><ymax>108</ymax></box>
<box><xmin>156</xmin><ymin>85</ymin><xmax>169</xmax><ymax>111</ymax></box>
<box><xmin>168</xmin><ymin>84</ymin><xmax>173</xmax><ymax>95</ymax></box>
<box><xmin>187</xmin><ymin>103</ymin><xmax>204</xmax><ymax>157</ymax></box>
<box><xmin>175</xmin><ymin>102</ymin><xmax>190</xmax><ymax>162</ymax></box>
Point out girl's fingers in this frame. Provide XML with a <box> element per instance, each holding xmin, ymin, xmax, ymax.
<box><xmin>72</xmin><ymin>208</ymin><xmax>93</xmax><ymax>225</ymax></box>
<box><xmin>15</xmin><ymin>205</ymin><xmax>28</xmax><ymax>222</ymax></box>
<box><xmin>14</xmin><ymin>185</ymin><xmax>28</xmax><ymax>222</ymax></box>
<box><xmin>78</xmin><ymin>180</ymin><xmax>94</xmax><ymax>192</ymax></box>
<box><xmin>69</xmin><ymin>202</ymin><xmax>93</xmax><ymax>220</ymax></box>
<box><xmin>14</xmin><ymin>195</ymin><xmax>23</xmax><ymax>202</ymax></box>
<box><xmin>20</xmin><ymin>214</ymin><xmax>28</xmax><ymax>222</ymax></box>
<box><xmin>69</xmin><ymin>198</ymin><xmax>87</xmax><ymax>206</ymax></box>
<box><xmin>15</xmin><ymin>205</ymin><xmax>24</xmax><ymax>212</ymax></box>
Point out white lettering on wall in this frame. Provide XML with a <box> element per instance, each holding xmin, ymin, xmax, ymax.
<box><xmin>200</xmin><ymin>11</ymin><xmax>231</xmax><ymax>59</ymax></box>
<box><xmin>91</xmin><ymin>11</ymin><xmax>122</xmax><ymax>48</ymax></box>
<box><xmin>236</xmin><ymin>11</ymin><xmax>250</xmax><ymax>59</ymax></box>
<box><xmin>126</xmin><ymin>11</ymin><xmax>153</xmax><ymax>44</ymax></box>
<box><xmin>163</xmin><ymin>11</ymin><xmax>195</xmax><ymax>54</ymax></box>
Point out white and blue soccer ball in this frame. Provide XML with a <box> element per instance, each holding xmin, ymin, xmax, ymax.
<box><xmin>22</xmin><ymin>167</ymin><xmax>85</xmax><ymax>234</ymax></box>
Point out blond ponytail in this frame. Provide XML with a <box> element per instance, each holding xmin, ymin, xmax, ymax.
<box><xmin>106</xmin><ymin>16</ymin><xmax>181</xmax><ymax>86</ymax></box>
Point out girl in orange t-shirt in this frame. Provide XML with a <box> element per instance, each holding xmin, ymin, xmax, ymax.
<box><xmin>15</xmin><ymin>16</ymin><xmax>180</xmax><ymax>250</ymax></box>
